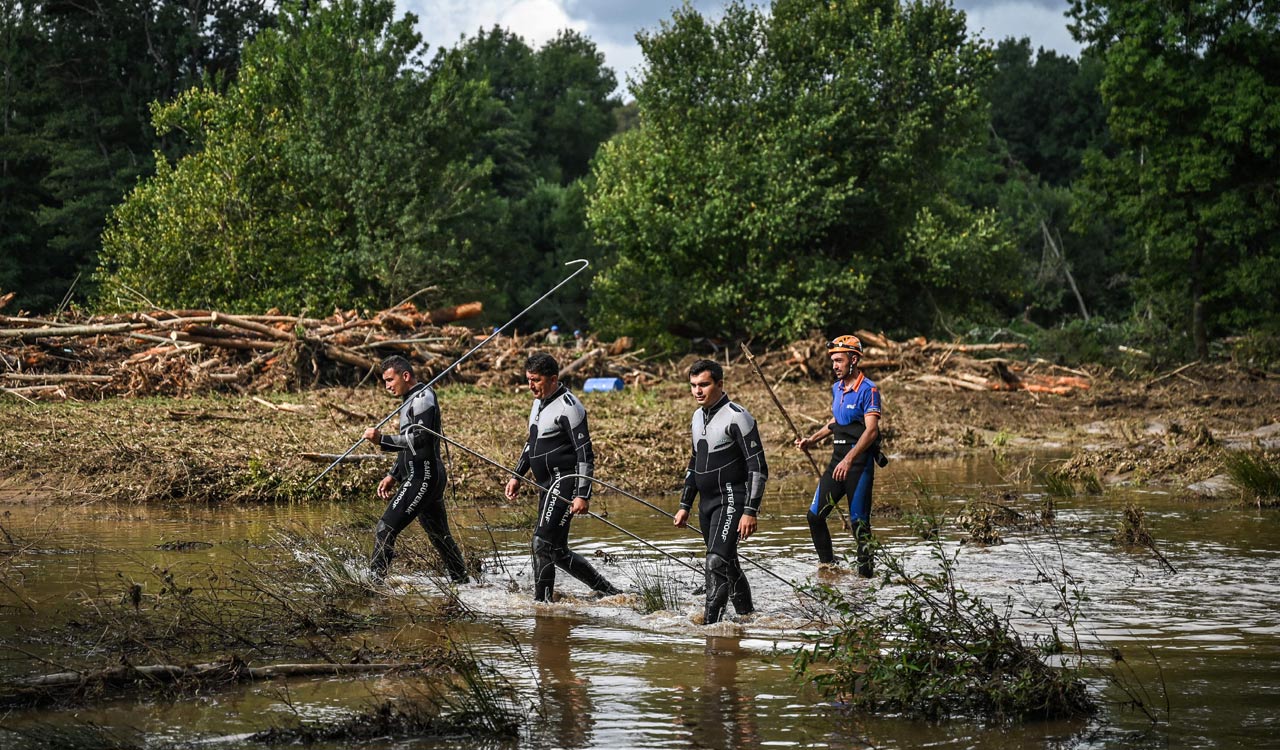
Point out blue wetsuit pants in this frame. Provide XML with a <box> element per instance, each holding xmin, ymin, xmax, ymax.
<box><xmin>807</xmin><ymin>450</ymin><xmax>875</xmax><ymax>573</ymax></box>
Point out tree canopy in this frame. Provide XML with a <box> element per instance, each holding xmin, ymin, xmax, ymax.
<box><xmin>1</xmin><ymin>0</ymin><xmax>275</xmax><ymax>311</ymax></box>
<box><xmin>96</xmin><ymin>0</ymin><xmax>493</xmax><ymax>313</ymax></box>
<box><xmin>1070</xmin><ymin>0</ymin><xmax>1280</xmax><ymax>355</ymax></box>
<box><xmin>585</xmin><ymin>0</ymin><xmax>1019</xmax><ymax>344</ymax></box>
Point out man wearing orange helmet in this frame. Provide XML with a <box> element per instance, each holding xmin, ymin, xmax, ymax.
<box><xmin>794</xmin><ymin>335</ymin><xmax>882</xmax><ymax>577</ymax></box>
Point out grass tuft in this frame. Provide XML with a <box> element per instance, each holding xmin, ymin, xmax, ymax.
<box><xmin>1222</xmin><ymin>451</ymin><xmax>1280</xmax><ymax>506</ymax></box>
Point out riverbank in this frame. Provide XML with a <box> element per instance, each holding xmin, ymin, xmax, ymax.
<box><xmin>2</xmin><ymin>359</ymin><xmax>1277</xmax><ymax>505</ymax></box>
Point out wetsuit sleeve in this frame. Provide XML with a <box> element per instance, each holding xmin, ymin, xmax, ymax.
<box><xmin>731</xmin><ymin>416</ymin><xmax>768</xmax><ymax>517</ymax></box>
<box><xmin>513</xmin><ymin>430</ymin><xmax>533</xmax><ymax>477</ymax></box>
<box><xmin>561</xmin><ymin>406</ymin><xmax>595</xmax><ymax>499</ymax></box>
<box><xmin>679</xmin><ymin>448</ymin><xmax>697</xmax><ymax>511</ymax></box>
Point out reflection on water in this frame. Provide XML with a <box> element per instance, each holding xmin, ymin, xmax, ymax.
<box><xmin>674</xmin><ymin>636</ymin><xmax>759</xmax><ymax>750</ymax></box>
<box><xmin>531</xmin><ymin>615</ymin><xmax>595</xmax><ymax>749</ymax></box>
<box><xmin>2</xmin><ymin>454</ymin><xmax>1279</xmax><ymax>749</ymax></box>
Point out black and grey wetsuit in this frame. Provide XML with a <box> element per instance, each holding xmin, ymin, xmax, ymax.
<box><xmin>514</xmin><ymin>384</ymin><xmax>617</xmax><ymax>602</ymax></box>
<box><xmin>680</xmin><ymin>393</ymin><xmax>768</xmax><ymax>624</ymax></box>
<box><xmin>371</xmin><ymin>383</ymin><xmax>468</xmax><ymax>582</ymax></box>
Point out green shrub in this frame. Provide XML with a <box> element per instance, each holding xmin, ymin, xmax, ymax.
<box><xmin>793</xmin><ymin>541</ymin><xmax>1094</xmax><ymax>721</ymax></box>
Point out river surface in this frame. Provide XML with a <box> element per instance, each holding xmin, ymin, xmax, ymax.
<box><xmin>2</xmin><ymin>455</ymin><xmax>1278</xmax><ymax>749</ymax></box>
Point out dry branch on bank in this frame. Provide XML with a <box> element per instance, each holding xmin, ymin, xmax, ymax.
<box><xmin>0</xmin><ymin>300</ymin><xmax>658</xmax><ymax>399</ymax></box>
<box><xmin>779</xmin><ymin>330</ymin><xmax>1092</xmax><ymax>396</ymax></box>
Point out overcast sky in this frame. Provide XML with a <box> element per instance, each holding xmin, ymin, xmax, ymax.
<box><xmin>400</xmin><ymin>0</ymin><xmax>1083</xmax><ymax>95</ymax></box>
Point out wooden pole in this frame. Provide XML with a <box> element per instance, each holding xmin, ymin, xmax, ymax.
<box><xmin>739</xmin><ymin>343</ymin><xmax>849</xmax><ymax>530</ymax></box>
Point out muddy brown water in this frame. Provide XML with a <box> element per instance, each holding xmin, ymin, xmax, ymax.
<box><xmin>2</xmin><ymin>455</ymin><xmax>1278</xmax><ymax>749</ymax></box>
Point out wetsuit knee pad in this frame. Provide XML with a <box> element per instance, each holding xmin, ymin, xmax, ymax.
<box><xmin>705</xmin><ymin>552</ymin><xmax>732</xmax><ymax>577</ymax></box>
<box><xmin>532</xmin><ymin>535</ymin><xmax>556</xmax><ymax>558</ymax></box>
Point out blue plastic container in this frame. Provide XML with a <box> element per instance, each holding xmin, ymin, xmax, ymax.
<box><xmin>582</xmin><ymin>377</ymin><xmax>625</xmax><ymax>393</ymax></box>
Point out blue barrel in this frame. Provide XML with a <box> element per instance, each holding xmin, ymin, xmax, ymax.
<box><xmin>582</xmin><ymin>377</ymin><xmax>625</xmax><ymax>393</ymax></box>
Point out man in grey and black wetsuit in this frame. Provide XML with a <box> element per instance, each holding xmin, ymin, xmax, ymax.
<box><xmin>505</xmin><ymin>352</ymin><xmax>619</xmax><ymax>602</ymax></box>
<box><xmin>363</xmin><ymin>355</ymin><xmax>468</xmax><ymax>583</ymax></box>
<box><xmin>674</xmin><ymin>359</ymin><xmax>768</xmax><ymax>625</ymax></box>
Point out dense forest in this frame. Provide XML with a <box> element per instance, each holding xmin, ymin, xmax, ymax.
<box><xmin>2</xmin><ymin>0</ymin><xmax>1277</xmax><ymax>364</ymax></box>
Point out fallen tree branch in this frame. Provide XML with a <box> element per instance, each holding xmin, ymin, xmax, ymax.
<box><xmin>1</xmin><ymin>373</ymin><xmax>113</xmax><ymax>383</ymax></box>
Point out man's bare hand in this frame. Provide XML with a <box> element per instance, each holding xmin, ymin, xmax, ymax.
<box><xmin>738</xmin><ymin>514</ymin><xmax>757</xmax><ymax>541</ymax></box>
<box><xmin>364</xmin><ymin>428</ymin><xmax>381</xmax><ymax>444</ymax></box>
<box><xmin>504</xmin><ymin>477</ymin><xmax>521</xmax><ymax>501</ymax></box>
<box><xmin>570</xmin><ymin>497</ymin><xmax>589</xmax><ymax>515</ymax></box>
<box><xmin>377</xmin><ymin>475</ymin><xmax>396</xmax><ymax>499</ymax></box>
<box><xmin>673</xmin><ymin>508</ymin><xmax>689</xmax><ymax>528</ymax></box>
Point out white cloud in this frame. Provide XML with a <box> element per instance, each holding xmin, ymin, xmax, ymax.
<box><xmin>957</xmin><ymin>1</ymin><xmax>1082</xmax><ymax>57</ymax></box>
<box><xmin>401</xmin><ymin>0</ymin><xmax>581</xmax><ymax>52</ymax></box>
<box><xmin>396</xmin><ymin>0</ymin><xmax>1082</xmax><ymax>95</ymax></box>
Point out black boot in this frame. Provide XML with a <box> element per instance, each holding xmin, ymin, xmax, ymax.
<box><xmin>532</xmin><ymin>537</ymin><xmax>558</xmax><ymax>602</ymax></box>
<box><xmin>704</xmin><ymin>553</ymin><xmax>732</xmax><ymax>624</ymax></box>
<box><xmin>729</xmin><ymin>561</ymin><xmax>753</xmax><ymax>616</ymax></box>
<box><xmin>563</xmin><ymin>549</ymin><xmax>619</xmax><ymax>597</ymax></box>
<box><xmin>369</xmin><ymin>520</ymin><xmax>398</xmax><ymax>582</ymax></box>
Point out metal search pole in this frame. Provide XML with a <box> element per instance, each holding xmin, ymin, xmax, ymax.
<box><xmin>308</xmin><ymin>259</ymin><xmax>591</xmax><ymax>488</ymax></box>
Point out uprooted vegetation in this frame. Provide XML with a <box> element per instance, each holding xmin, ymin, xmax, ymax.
<box><xmin>792</xmin><ymin>535</ymin><xmax>1166</xmax><ymax>725</ymax></box>
<box><xmin>793</xmin><ymin>540</ymin><xmax>1096</xmax><ymax>722</ymax></box>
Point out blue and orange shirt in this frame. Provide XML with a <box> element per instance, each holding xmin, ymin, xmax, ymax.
<box><xmin>829</xmin><ymin>372</ymin><xmax>881</xmax><ymax>447</ymax></box>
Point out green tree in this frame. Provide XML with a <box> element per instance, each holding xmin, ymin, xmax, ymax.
<box><xmin>97</xmin><ymin>0</ymin><xmax>493</xmax><ymax>313</ymax></box>
<box><xmin>587</xmin><ymin>0</ymin><xmax>1017</xmax><ymax>344</ymax></box>
<box><xmin>987</xmin><ymin>38</ymin><xmax>1107</xmax><ymax>187</ymax></box>
<box><xmin>1070</xmin><ymin>0</ymin><xmax>1280</xmax><ymax>356</ymax></box>
<box><xmin>431</xmin><ymin>26</ymin><xmax>620</xmax><ymax>329</ymax></box>
<box><xmin>0</xmin><ymin>0</ymin><xmax>274</xmax><ymax>312</ymax></box>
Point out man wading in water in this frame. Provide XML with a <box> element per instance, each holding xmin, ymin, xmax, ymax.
<box><xmin>674</xmin><ymin>359</ymin><xmax>768</xmax><ymax>625</ymax></box>
<box><xmin>794</xmin><ymin>335</ymin><xmax>883</xmax><ymax>577</ymax></box>
<box><xmin>363</xmin><ymin>355</ymin><xmax>469</xmax><ymax>583</ymax></box>
<box><xmin>505</xmin><ymin>352</ymin><xmax>620</xmax><ymax>602</ymax></box>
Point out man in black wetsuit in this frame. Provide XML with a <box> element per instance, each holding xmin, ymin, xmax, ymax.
<box><xmin>505</xmin><ymin>352</ymin><xmax>619</xmax><ymax>602</ymax></box>
<box><xmin>674</xmin><ymin>359</ymin><xmax>768</xmax><ymax>625</ymax></box>
<box><xmin>363</xmin><ymin>355</ymin><xmax>468</xmax><ymax>583</ymax></box>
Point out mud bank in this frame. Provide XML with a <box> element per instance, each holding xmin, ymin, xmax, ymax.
<box><xmin>2</xmin><ymin>361</ymin><xmax>1277</xmax><ymax>505</ymax></box>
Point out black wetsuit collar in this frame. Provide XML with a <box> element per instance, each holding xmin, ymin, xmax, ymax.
<box><xmin>534</xmin><ymin>383</ymin><xmax>567</xmax><ymax>419</ymax></box>
<box><xmin>699</xmin><ymin>393</ymin><xmax>730</xmax><ymax>434</ymax></box>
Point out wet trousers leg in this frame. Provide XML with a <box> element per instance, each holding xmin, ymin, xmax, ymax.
<box><xmin>807</xmin><ymin>455</ymin><xmax>875</xmax><ymax>570</ymax></box>
<box><xmin>371</xmin><ymin>464</ymin><xmax>466</xmax><ymax>582</ymax></box>
<box><xmin>532</xmin><ymin>491</ymin><xmax>617</xmax><ymax>602</ymax></box>
<box><xmin>699</xmin><ymin>487</ymin><xmax>750</xmax><ymax>624</ymax></box>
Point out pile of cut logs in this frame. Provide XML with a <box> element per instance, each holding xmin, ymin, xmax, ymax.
<box><xmin>781</xmin><ymin>330</ymin><xmax>1092</xmax><ymax>395</ymax></box>
<box><xmin>0</xmin><ymin>292</ymin><xmax>653</xmax><ymax>400</ymax></box>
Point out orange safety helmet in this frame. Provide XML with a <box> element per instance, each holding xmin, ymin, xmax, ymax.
<box><xmin>827</xmin><ymin>334</ymin><xmax>863</xmax><ymax>355</ymax></box>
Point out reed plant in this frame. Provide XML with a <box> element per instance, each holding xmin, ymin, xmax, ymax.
<box><xmin>1222</xmin><ymin>450</ymin><xmax>1280</xmax><ymax>506</ymax></box>
<box><xmin>630</xmin><ymin>561</ymin><xmax>684</xmax><ymax>614</ymax></box>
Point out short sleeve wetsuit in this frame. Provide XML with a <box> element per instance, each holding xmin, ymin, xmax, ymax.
<box><xmin>513</xmin><ymin>383</ymin><xmax>617</xmax><ymax>602</ymax></box>
<box><xmin>371</xmin><ymin>383</ymin><xmax>468</xmax><ymax>582</ymax></box>
<box><xmin>680</xmin><ymin>393</ymin><xmax>768</xmax><ymax>624</ymax></box>
<box><xmin>807</xmin><ymin>372</ymin><xmax>881</xmax><ymax>572</ymax></box>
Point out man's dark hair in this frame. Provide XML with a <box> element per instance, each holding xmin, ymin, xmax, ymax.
<box><xmin>524</xmin><ymin>352</ymin><xmax>560</xmax><ymax>377</ymax></box>
<box><xmin>689</xmin><ymin>358</ymin><xmax>723</xmax><ymax>383</ymax></box>
<box><xmin>380</xmin><ymin>355</ymin><xmax>414</xmax><ymax>377</ymax></box>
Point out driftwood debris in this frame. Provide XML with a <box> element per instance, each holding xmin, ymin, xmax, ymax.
<box><xmin>784</xmin><ymin>330</ymin><xmax>1092</xmax><ymax>396</ymax></box>
<box><xmin>2</xmin><ymin>658</ymin><xmax>409</xmax><ymax>705</ymax></box>
<box><xmin>0</xmin><ymin>297</ymin><xmax>658</xmax><ymax>399</ymax></box>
